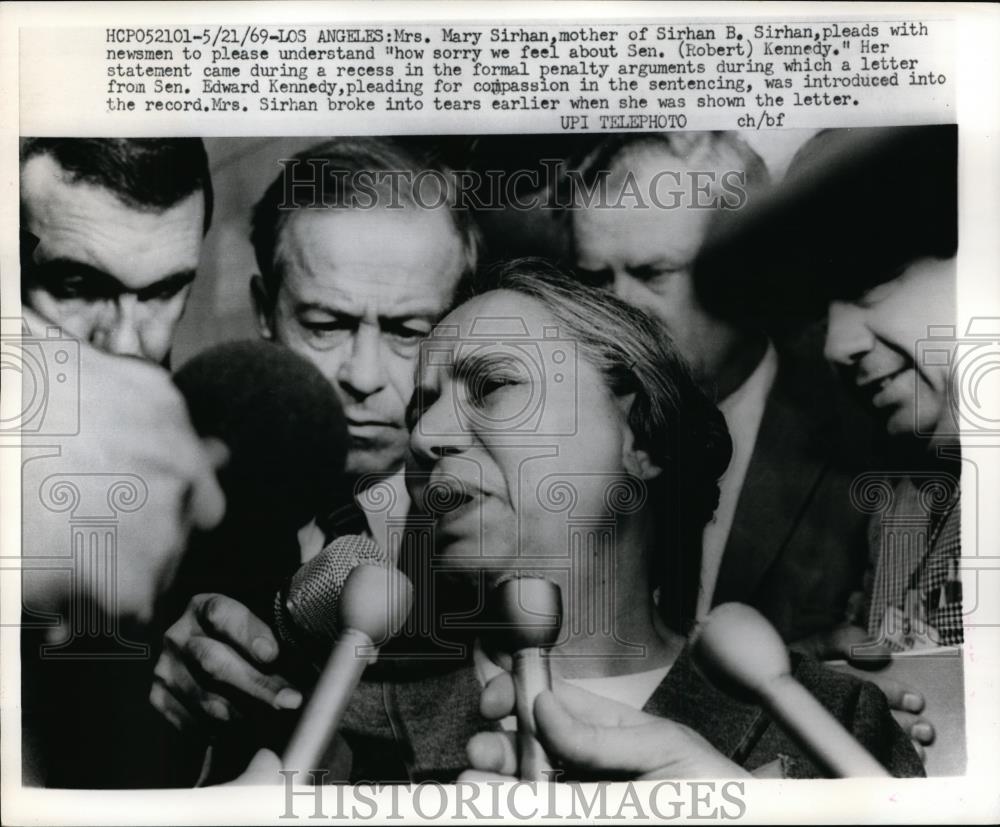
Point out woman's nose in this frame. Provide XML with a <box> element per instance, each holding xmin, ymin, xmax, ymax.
<box><xmin>612</xmin><ymin>271</ymin><xmax>658</xmax><ymax>317</ymax></box>
<box><xmin>824</xmin><ymin>300</ymin><xmax>874</xmax><ymax>366</ymax></box>
<box><xmin>408</xmin><ymin>390</ymin><xmax>473</xmax><ymax>463</ymax></box>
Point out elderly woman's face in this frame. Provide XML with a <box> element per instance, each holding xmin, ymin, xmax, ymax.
<box><xmin>406</xmin><ymin>290</ymin><xmax>650</xmax><ymax>577</ymax></box>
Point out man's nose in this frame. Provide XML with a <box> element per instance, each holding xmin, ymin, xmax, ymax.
<box><xmin>337</xmin><ymin>323</ymin><xmax>388</xmax><ymax>400</ymax></box>
<box><xmin>611</xmin><ymin>271</ymin><xmax>653</xmax><ymax>313</ymax></box>
<box><xmin>824</xmin><ymin>301</ymin><xmax>873</xmax><ymax>365</ymax></box>
<box><xmin>101</xmin><ymin>295</ymin><xmax>144</xmax><ymax>359</ymax></box>
<box><xmin>408</xmin><ymin>390</ymin><xmax>472</xmax><ymax>465</ymax></box>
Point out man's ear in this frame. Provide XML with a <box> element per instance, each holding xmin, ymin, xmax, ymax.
<box><xmin>616</xmin><ymin>393</ymin><xmax>663</xmax><ymax>482</ymax></box>
<box><xmin>250</xmin><ymin>275</ymin><xmax>274</xmax><ymax>340</ymax></box>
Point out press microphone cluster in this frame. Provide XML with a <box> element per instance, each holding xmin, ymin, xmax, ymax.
<box><xmin>691</xmin><ymin>603</ymin><xmax>890</xmax><ymax>778</ymax></box>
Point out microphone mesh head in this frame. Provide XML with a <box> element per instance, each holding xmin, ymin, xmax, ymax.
<box><xmin>285</xmin><ymin>534</ymin><xmax>387</xmax><ymax>641</ymax></box>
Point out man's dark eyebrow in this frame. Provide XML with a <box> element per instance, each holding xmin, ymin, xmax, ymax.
<box><xmin>30</xmin><ymin>257</ymin><xmax>196</xmax><ymax>299</ymax></box>
<box><xmin>29</xmin><ymin>258</ymin><xmax>120</xmax><ymax>293</ymax></box>
<box><xmin>135</xmin><ymin>269</ymin><xmax>197</xmax><ymax>300</ymax></box>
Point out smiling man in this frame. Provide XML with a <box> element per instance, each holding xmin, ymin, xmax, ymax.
<box><xmin>20</xmin><ymin>138</ymin><xmax>212</xmax><ymax>365</ymax></box>
<box><xmin>765</xmin><ymin>126</ymin><xmax>964</xmax><ymax>653</ymax></box>
<box><xmin>825</xmin><ymin>255</ymin><xmax>962</xmax><ymax>649</ymax></box>
<box><xmin>811</xmin><ymin>127</ymin><xmax>962</xmax><ymax>651</ymax></box>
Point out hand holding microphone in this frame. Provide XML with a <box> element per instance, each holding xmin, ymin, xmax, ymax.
<box><xmin>484</xmin><ymin>576</ymin><xmax>562</xmax><ymax>781</ymax></box>
<box><xmin>152</xmin><ymin>534</ymin><xmax>399</xmax><ymax>736</ymax></box>
<box><xmin>281</xmin><ymin>551</ymin><xmax>412</xmax><ymax>781</ymax></box>
<box><xmin>465</xmin><ymin>678</ymin><xmax>748</xmax><ymax>781</ymax></box>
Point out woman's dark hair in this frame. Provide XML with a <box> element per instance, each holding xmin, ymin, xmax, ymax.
<box><xmin>460</xmin><ymin>259</ymin><xmax>733</xmax><ymax>635</ymax></box>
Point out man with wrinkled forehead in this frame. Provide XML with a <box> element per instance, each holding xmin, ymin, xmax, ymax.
<box><xmin>151</xmin><ymin>138</ymin><xmax>480</xmax><ymax>765</ymax></box>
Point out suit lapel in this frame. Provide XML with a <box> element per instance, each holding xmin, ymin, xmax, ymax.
<box><xmin>712</xmin><ymin>357</ymin><xmax>836</xmax><ymax>607</ymax></box>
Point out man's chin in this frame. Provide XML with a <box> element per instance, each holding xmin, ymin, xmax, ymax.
<box><xmin>344</xmin><ymin>444</ymin><xmax>407</xmax><ymax>481</ymax></box>
<box><xmin>882</xmin><ymin>397</ymin><xmax>948</xmax><ymax>442</ymax></box>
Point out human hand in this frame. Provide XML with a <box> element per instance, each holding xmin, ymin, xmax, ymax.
<box><xmin>791</xmin><ymin>622</ymin><xmax>892</xmax><ymax>667</ymax></box>
<box><xmin>791</xmin><ymin>623</ymin><xmax>933</xmax><ymax>759</ymax></box>
<box><xmin>224</xmin><ymin>749</ymin><xmax>283</xmax><ymax>786</ymax></box>
<box><xmin>460</xmin><ymin>674</ymin><xmax>749</xmax><ymax>781</ymax></box>
<box><xmin>150</xmin><ymin>593</ymin><xmax>303</xmax><ymax>733</ymax></box>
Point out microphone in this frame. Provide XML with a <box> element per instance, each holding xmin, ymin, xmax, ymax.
<box><xmin>690</xmin><ymin>603</ymin><xmax>890</xmax><ymax>778</ymax></box>
<box><xmin>171</xmin><ymin>340</ymin><xmax>349</xmax><ymax>616</ymax></box>
<box><xmin>274</xmin><ymin>533</ymin><xmax>389</xmax><ymax>658</ymax></box>
<box><xmin>486</xmin><ymin>576</ymin><xmax>563</xmax><ymax>781</ymax></box>
<box><xmin>281</xmin><ymin>559</ymin><xmax>413</xmax><ymax>780</ymax></box>
<box><xmin>174</xmin><ymin>340</ymin><xmax>349</xmax><ymax>535</ymax></box>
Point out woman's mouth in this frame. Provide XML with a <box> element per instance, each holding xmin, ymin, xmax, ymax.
<box><xmin>422</xmin><ymin>480</ymin><xmax>482</xmax><ymax>522</ymax></box>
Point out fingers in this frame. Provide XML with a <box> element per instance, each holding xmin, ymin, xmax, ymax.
<box><xmin>457</xmin><ymin>770</ymin><xmax>516</xmax><ymax>783</ymax></box>
<box><xmin>149</xmin><ymin>679</ymin><xmax>197</xmax><ymax>732</ymax></box>
<box><xmin>535</xmin><ymin>692</ymin><xmax>745</xmax><ymax>779</ymax></box>
<box><xmin>479</xmin><ymin>672</ymin><xmax>516</xmax><ymax>721</ymax></box>
<box><xmin>533</xmin><ymin>690</ymin><xmax>646</xmax><ymax>774</ymax></box>
<box><xmin>193</xmin><ymin>594</ymin><xmax>281</xmax><ymax>667</ymax></box>
<box><xmin>466</xmin><ymin>731</ymin><xmax>519</xmax><ymax>776</ymax></box>
<box><xmin>828</xmin><ymin>625</ymin><xmax>892</xmax><ymax>668</ymax></box>
<box><xmin>181</xmin><ymin>632</ymin><xmax>301</xmax><ymax>710</ymax></box>
<box><xmin>548</xmin><ymin>680</ymin><xmax>640</xmax><ymax>728</ymax></box>
<box><xmin>156</xmin><ymin>595</ymin><xmax>303</xmax><ymax>724</ymax></box>
<box><xmin>911</xmin><ymin>721</ymin><xmax>935</xmax><ymax>745</ymax></box>
<box><xmin>152</xmin><ymin>645</ymin><xmax>241</xmax><ymax>726</ymax></box>
<box><xmin>865</xmin><ymin>674</ymin><xmax>925</xmax><ymax>714</ymax></box>
<box><xmin>891</xmin><ymin>710</ymin><xmax>935</xmax><ymax>745</ymax></box>
<box><xmin>229</xmin><ymin>749</ymin><xmax>284</xmax><ymax>786</ymax></box>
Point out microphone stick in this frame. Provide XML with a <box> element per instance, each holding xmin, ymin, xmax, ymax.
<box><xmin>691</xmin><ymin>603</ymin><xmax>890</xmax><ymax>778</ymax></box>
<box><xmin>281</xmin><ymin>564</ymin><xmax>412</xmax><ymax>781</ymax></box>
<box><xmin>488</xmin><ymin>576</ymin><xmax>563</xmax><ymax>781</ymax></box>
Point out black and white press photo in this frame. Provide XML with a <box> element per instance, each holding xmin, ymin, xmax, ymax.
<box><xmin>2</xmin><ymin>4</ymin><xmax>998</xmax><ymax>825</ymax></box>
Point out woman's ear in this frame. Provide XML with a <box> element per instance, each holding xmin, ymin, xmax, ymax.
<box><xmin>250</xmin><ymin>275</ymin><xmax>274</xmax><ymax>340</ymax></box>
<box><xmin>617</xmin><ymin>393</ymin><xmax>663</xmax><ymax>482</ymax></box>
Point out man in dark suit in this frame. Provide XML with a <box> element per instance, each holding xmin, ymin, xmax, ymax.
<box><xmin>567</xmin><ymin>132</ymin><xmax>875</xmax><ymax>645</ymax></box>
